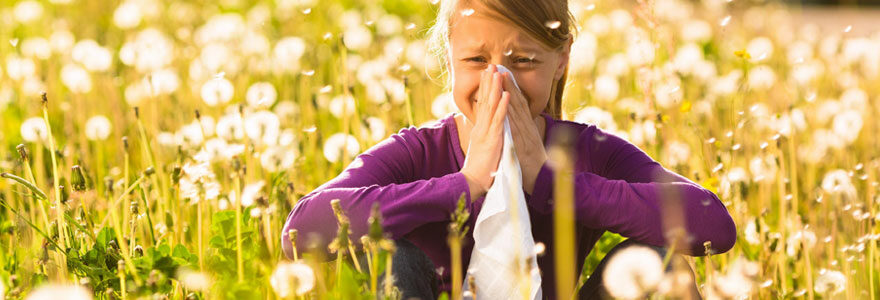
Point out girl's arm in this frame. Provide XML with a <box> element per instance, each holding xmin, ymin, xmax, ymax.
<box><xmin>527</xmin><ymin>125</ymin><xmax>736</xmax><ymax>256</ymax></box>
<box><xmin>281</xmin><ymin>128</ymin><xmax>473</xmax><ymax>259</ymax></box>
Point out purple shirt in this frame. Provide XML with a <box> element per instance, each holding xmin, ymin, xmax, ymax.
<box><xmin>282</xmin><ymin>112</ymin><xmax>736</xmax><ymax>298</ymax></box>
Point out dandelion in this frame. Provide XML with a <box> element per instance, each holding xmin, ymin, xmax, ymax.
<box><xmin>747</xmin><ymin>65</ymin><xmax>776</xmax><ymax>90</ymax></box>
<box><xmin>85</xmin><ymin>115</ymin><xmax>112</xmax><ymax>141</ymax></box>
<box><xmin>26</xmin><ymin>285</ymin><xmax>91</xmax><ymax>300</ymax></box>
<box><xmin>270</xmin><ymin>261</ymin><xmax>316</xmax><ymax>297</ymax></box>
<box><xmin>240</xmin><ymin>180</ymin><xmax>265</xmax><ymax>207</ymax></box>
<box><xmin>787</xmin><ymin>229</ymin><xmax>817</xmax><ymax>256</ymax></box>
<box><xmin>113</xmin><ymin>1</ymin><xmax>142</xmax><ymax>29</ymax></box>
<box><xmin>5</xmin><ymin>55</ymin><xmax>36</xmax><ymax>80</ymax></box>
<box><xmin>602</xmin><ymin>246</ymin><xmax>664</xmax><ymax>299</ymax></box>
<box><xmin>246</xmin><ymin>82</ymin><xmax>278</xmax><ymax>107</ymax></box>
<box><xmin>323</xmin><ymin>133</ymin><xmax>360</xmax><ymax>163</ymax></box>
<box><xmin>749</xmin><ymin>155</ymin><xmax>778</xmax><ymax>183</ymax></box>
<box><xmin>814</xmin><ymin>269</ymin><xmax>845</xmax><ymax>294</ymax></box>
<box><xmin>832</xmin><ymin>110</ymin><xmax>862</xmax><ymax>144</ymax></box>
<box><xmin>200</xmin><ymin>78</ymin><xmax>234</xmax><ymax>106</ymax></box>
<box><xmin>593</xmin><ymin>75</ymin><xmax>620</xmax><ymax>103</ymax></box>
<box><xmin>13</xmin><ymin>1</ymin><xmax>43</xmax><ymax>24</ymax></box>
<box><xmin>216</xmin><ymin>113</ymin><xmax>244</xmax><ymax>141</ymax></box>
<box><xmin>177</xmin><ymin>268</ymin><xmax>211</xmax><ymax>291</ymax></box>
<box><xmin>261</xmin><ymin>146</ymin><xmax>296</xmax><ymax>172</ymax></box>
<box><xmin>71</xmin><ymin>40</ymin><xmax>113</xmax><ymax>71</ymax></box>
<box><xmin>60</xmin><ymin>64</ymin><xmax>92</xmax><ymax>93</ymax></box>
<box><xmin>573</xmin><ymin>106</ymin><xmax>618</xmax><ymax>133</ymax></box>
<box><xmin>713</xmin><ymin>257</ymin><xmax>759</xmax><ymax>297</ymax></box>
<box><xmin>821</xmin><ymin>169</ymin><xmax>857</xmax><ymax>200</ymax></box>
<box><xmin>329</xmin><ymin>94</ymin><xmax>357</xmax><ymax>118</ymax></box>
<box><xmin>365</xmin><ymin>116</ymin><xmax>387</xmax><ymax>141</ymax></box>
<box><xmin>20</xmin><ymin>117</ymin><xmax>48</xmax><ymax>143</ymax></box>
<box><xmin>342</xmin><ymin>26</ymin><xmax>372</xmax><ymax>51</ymax></box>
<box><xmin>21</xmin><ymin>37</ymin><xmax>51</xmax><ymax>60</ymax></box>
<box><xmin>273</xmin><ymin>36</ymin><xmax>307</xmax><ymax>74</ymax></box>
<box><xmin>244</xmin><ymin>110</ymin><xmax>281</xmax><ymax>145</ymax></box>
<box><xmin>743</xmin><ymin>218</ymin><xmax>761</xmax><ymax>245</ymax></box>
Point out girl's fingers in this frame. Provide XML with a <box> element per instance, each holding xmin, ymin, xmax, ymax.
<box><xmin>492</xmin><ymin>91</ymin><xmax>510</xmax><ymax>132</ymax></box>
<box><xmin>487</xmin><ymin>72</ymin><xmax>503</xmax><ymax>121</ymax></box>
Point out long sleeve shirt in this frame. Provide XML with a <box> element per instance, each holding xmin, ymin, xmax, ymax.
<box><xmin>281</xmin><ymin>112</ymin><xmax>736</xmax><ymax>299</ymax></box>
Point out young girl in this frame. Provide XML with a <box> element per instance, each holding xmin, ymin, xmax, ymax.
<box><xmin>282</xmin><ymin>0</ymin><xmax>736</xmax><ymax>298</ymax></box>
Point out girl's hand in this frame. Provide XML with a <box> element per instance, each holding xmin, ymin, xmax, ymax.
<box><xmin>500</xmin><ymin>72</ymin><xmax>548</xmax><ymax>195</ymax></box>
<box><xmin>460</xmin><ymin>65</ymin><xmax>511</xmax><ymax>201</ymax></box>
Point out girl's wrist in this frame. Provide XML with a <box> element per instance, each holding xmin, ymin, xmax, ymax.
<box><xmin>460</xmin><ymin>171</ymin><xmax>487</xmax><ymax>201</ymax></box>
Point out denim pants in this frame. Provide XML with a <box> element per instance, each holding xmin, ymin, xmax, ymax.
<box><xmin>354</xmin><ymin>239</ymin><xmax>702</xmax><ymax>300</ymax></box>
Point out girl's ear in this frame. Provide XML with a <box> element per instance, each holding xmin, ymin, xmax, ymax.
<box><xmin>554</xmin><ymin>34</ymin><xmax>573</xmax><ymax>81</ymax></box>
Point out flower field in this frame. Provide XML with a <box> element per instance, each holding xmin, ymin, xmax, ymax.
<box><xmin>0</xmin><ymin>0</ymin><xmax>878</xmax><ymax>299</ymax></box>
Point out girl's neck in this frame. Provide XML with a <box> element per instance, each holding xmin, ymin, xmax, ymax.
<box><xmin>453</xmin><ymin>113</ymin><xmax>547</xmax><ymax>157</ymax></box>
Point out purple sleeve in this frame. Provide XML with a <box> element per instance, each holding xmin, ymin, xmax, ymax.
<box><xmin>529</xmin><ymin>126</ymin><xmax>736</xmax><ymax>256</ymax></box>
<box><xmin>281</xmin><ymin>128</ymin><xmax>472</xmax><ymax>259</ymax></box>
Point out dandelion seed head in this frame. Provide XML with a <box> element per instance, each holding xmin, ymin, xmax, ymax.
<box><xmin>814</xmin><ymin>269</ymin><xmax>845</xmax><ymax>294</ymax></box>
<box><xmin>270</xmin><ymin>261</ymin><xmax>316</xmax><ymax>297</ymax></box>
<box><xmin>177</xmin><ymin>268</ymin><xmax>211</xmax><ymax>291</ymax></box>
<box><xmin>85</xmin><ymin>115</ymin><xmax>112</xmax><ymax>141</ymax></box>
<box><xmin>323</xmin><ymin>133</ymin><xmax>360</xmax><ymax>163</ymax></box>
<box><xmin>602</xmin><ymin>246</ymin><xmax>663</xmax><ymax>299</ymax></box>
<box><xmin>200</xmin><ymin>77</ymin><xmax>234</xmax><ymax>106</ymax></box>
<box><xmin>25</xmin><ymin>284</ymin><xmax>91</xmax><ymax>300</ymax></box>
<box><xmin>20</xmin><ymin>117</ymin><xmax>48</xmax><ymax>143</ymax></box>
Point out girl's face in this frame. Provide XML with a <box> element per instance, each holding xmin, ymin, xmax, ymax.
<box><xmin>447</xmin><ymin>6</ymin><xmax>571</xmax><ymax>123</ymax></box>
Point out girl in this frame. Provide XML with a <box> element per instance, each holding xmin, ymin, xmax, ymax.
<box><xmin>282</xmin><ymin>0</ymin><xmax>736</xmax><ymax>298</ymax></box>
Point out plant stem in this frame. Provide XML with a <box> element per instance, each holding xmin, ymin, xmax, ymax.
<box><xmin>234</xmin><ymin>175</ymin><xmax>244</xmax><ymax>283</ymax></box>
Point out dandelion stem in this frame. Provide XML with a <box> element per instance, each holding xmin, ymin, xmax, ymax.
<box><xmin>234</xmin><ymin>175</ymin><xmax>244</xmax><ymax>283</ymax></box>
<box><xmin>551</xmin><ymin>145</ymin><xmax>576</xmax><ymax>300</ymax></box>
<box><xmin>41</xmin><ymin>92</ymin><xmax>70</xmax><ymax>280</ymax></box>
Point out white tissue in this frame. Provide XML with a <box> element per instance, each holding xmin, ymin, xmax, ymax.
<box><xmin>464</xmin><ymin>65</ymin><xmax>542</xmax><ymax>300</ymax></box>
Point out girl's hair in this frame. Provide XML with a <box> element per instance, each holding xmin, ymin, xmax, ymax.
<box><xmin>426</xmin><ymin>0</ymin><xmax>577</xmax><ymax>119</ymax></box>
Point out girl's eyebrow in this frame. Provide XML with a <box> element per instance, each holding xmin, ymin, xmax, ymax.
<box><xmin>460</xmin><ymin>43</ymin><xmax>543</xmax><ymax>55</ymax></box>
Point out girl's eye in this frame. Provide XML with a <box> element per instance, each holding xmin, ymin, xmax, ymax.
<box><xmin>514</xmin><ymin>57</ymin><xmax>535</xmax><ymax>64</ymax></box>
<box><xmin>465</xmin><ymin>57</ymin><xmax>486</xmax><ymax>63</ymax></box>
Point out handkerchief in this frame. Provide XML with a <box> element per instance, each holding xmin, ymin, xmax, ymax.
<box><xmin>464</xmin><ymin>64</ymin><xmax>542</xmax><ymax>300</ymax></box>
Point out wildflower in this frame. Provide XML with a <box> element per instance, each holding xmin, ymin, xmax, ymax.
<box><xmin>663</xmin><ymin>141</ymin><xmax>691</xmax><ymax>167</ymax></box>
<box><xmin>342</xmin><ymin>25</ymin><xmax>372</xmax><ymax>51</ymax></box>
<box><xmin>6</xmin><ymin>55</ymin><xmax>36</xmax><ymax>80</ymax></box>
<box><xmin>431</xmin><ymin>92</ymin><xmax>456</xmax><ymax>119</ymax></box>
<box><xmin>714</xmin><ymin>257</ymin><xmax>760</xmax><ymax>297</ymax></box>
<box><xmin>13</xmin><ymin>1</ymin><xmax>43</xmax><ymax>24</ymax></box>
<box><xmin>240</xmin><ymin>180</ymin><xmax>265</xmax><ymax>207</ymax></box>
<box><xmin>272</xmin><ymin>37</ymin><xmax>306</xmax><ymax>74</ymax></box>
<box><xmin>200</xmin><ymin>77</ymin><xmax>234</xmax><ymax>106</ymax></box>
<box><xmin>821</xmin><ymin>169</ymin><xmax>857</xmax><ymax>201</ymax></box>
<box><xmin>323</xmin><ymin>133</ymin><xmax>360</xmax><ymax>163</ymax></box>
<box><xmin>748</xmin><ymin>65</ymin><xmax>776</xmax><ymax>90</ymax></box>
<box><xmin>270</xmin><ymin>261</ymin><xmax>315</xmax><ymax>297</ymax></box>
<box><xmin>593</xmin><ymin>75</ymin><xmax>619</xmax><ymax>103</ymax></box>
<box><xmin>786</xmin><ymin>229</ymin><xmax>817</xmax><ymax>256</ymax></box>
<box><xmin>113</xmin><ymin>1</ymin><xmax>142</xmax><ymax>29</ymax></box>
<box><xmin>20</xmin><ymin>117</ymin><xmax>48</xmax><ymax>143</ymax></box>
<box><xmin>244</xmin><ymin>110</ymin><xmax>281</xmax><ymax>146</ymax></box>
<box><xmin>329</xmin><ymin>94</ymin><xmax>356</xmax><ymax>118</ymax></box>
<box><xmin>746</xmin><ymin>37</ymin><xmax>774</xmax><ymax>62</ymax></box>
<box><xmin>365</xmin><ymin>117</ymin><xmax>387</xmax><ymax>141</ymax></box>
<box><xmin>832</xmin><ymin>110</ymin><xmax>862</xmax><ymax>145</ymax></box>
<box><xmin>246</xmin><ymin>82</ymin><xmax>278</xmax><ymax>107</ymax></box>
<box><xmin>261</xmin><ymin>146</ymin><xmax>296</xmax><ymax>172</ymax></box>
<box><xmin>216</xmin><ymin>113</ymin><xmax>245</xmax><ymax>141</ymax></box>
<box><xmin>60</xmin><ymin>64</ymin><xmax>92</xmax><ymax>94</ymax></box>
<box><xmin>814</xmin><ymin>269</ymin><xmax>845</xmax><ymax>295</ymax></box>
<box><xmin>26</xmin><ymin>284</ymin><xmax>91</xmax><ymax>300</ymax></box>
<box><xmin>602</xmin><ymin>246</ymin><xmax>664</xmax><ymax>299</ymax></box>
<box><xmin>21</xmin><ymin>37</ymin><xmax>51</xmax><ymax>60</ymax></box>
<box><xmin>71</xmin><ymin>40</ymin><xmax>112</xmax><ymax>72</ymax></box>
<box><xmin>177</xmin><ymin>268</ymin><xmax>211</xmax><ymax>291</ymax></box>
<box><xmin>749</xmin><ymin>155</ymin><xmax>778</xmax><ymax>183</ymax></box>
<box><xmin>573</xmin><ymin>106</ymin><xmax>618</xmax><ymax>133</ymax></box>
<box><xmin>743</xmin><ymin>217</ymin><xmax>761</xmax><ymax>245</ymax></box>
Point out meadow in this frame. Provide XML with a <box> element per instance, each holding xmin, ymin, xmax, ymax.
<box><xmin>0</xmin><ymin>0</ymin><xmax>878</xmax><ymax>299</ymax></box>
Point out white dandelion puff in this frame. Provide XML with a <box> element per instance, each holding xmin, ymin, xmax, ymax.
<box><xmin>20</xmin><ymin>117</ymin><xmax>48</xmax><ymax>143</ymax></box>
<box><xmin>200</xmin><ymin>78</ymin><xmax>234</xmax><ymax>106</ymax></box>
<box><xmin>177</xmin><ymin>268</ymin><xmax>211</xmax><ymax>291</ymax></box>
<box><xmin>260</xmin><ymin>146</ymin><xmax>296</xmax><ymax>172</ymax></box>
<box><xmin>271</xmin><ymin>261</ymin><xmax>315</xmax><ymax>297</ymax></box>
<box><xmin>240</xmin><ymin>180</ymin><xmax>265</xmax><ymax>207</ymax></box>
<box><xmin>246</xmin><ymin>82</ymin><xmax>278</xmax><ymax>107</ymax></box>
<box><xmin>814</xmin><ymin>269</ymin><xmax>845</xmax><ymax>294</ymax></box>
<box><xmin>25</xmin><ymin>284</ymin><xmax>91</xmax><ymax>300</ymax></box>
<box><xmin>602</xmin><ymin>246</ymin><xmax>664</xmax><ymax>299</ymax></box>
<box><xmin>323</xmin><ymin>133</ymin><xmax>360</xmax><ymax>163</ymax></box>
<box><xmin>85</xmin><ymin>115</ymin><xmax>112</xmax><ymax>141</ymax></box>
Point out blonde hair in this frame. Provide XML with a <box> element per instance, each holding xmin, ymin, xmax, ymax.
<box><xmin>426</xmin><ymin>0</ymin><xmax>577</xmax><ymax>119</ymax></box>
